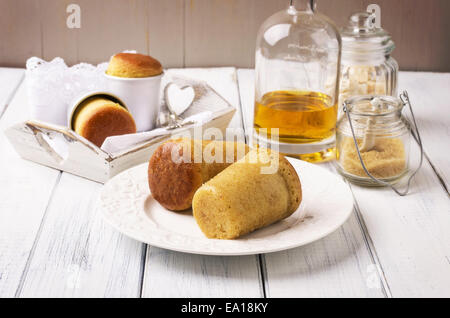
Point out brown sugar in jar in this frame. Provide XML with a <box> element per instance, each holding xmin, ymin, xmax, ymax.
<box><xmin>339</xmin><ymin>137</ymin><xmax>406</xmax><ymax>180</ymax></box>
<box><xmin>336</xmin><ymin>95</ymin><xmax>410</xmax><ymax>186</ymax></box>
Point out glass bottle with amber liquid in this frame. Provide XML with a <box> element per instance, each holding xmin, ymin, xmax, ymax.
<box><xmin>254</xmin><ymin>0</ymin><xmax>341</xmax><ymax>162</ymax></box>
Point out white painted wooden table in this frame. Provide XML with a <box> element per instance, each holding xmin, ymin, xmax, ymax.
<box><xmin>0</xmin><ymin>67</ymin><xmax>449</xmax><ymax>298</ymax></box>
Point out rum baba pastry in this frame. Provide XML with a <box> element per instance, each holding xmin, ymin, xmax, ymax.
<box><xmin>148</xmin><ymin>138</ymin><xmax>249</xmax><ymax>211</ymax></box>
<box><xmin>106</xmin><ymin>53</ymin><xmax>163</xmax><ymax>78</ymax></box>
<box><xmin>73</xmin><ymin>97</ymin><xmax>136</xmax><ymax>147</ymax></box>
<box><xmin>192</xmin><ymin>149</ymin><xmax>302</xmax><ymax>240</ymax></box>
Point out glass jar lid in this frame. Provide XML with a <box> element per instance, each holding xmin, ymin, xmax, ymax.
<box><xmin>345</xmin><ymin>95</ymin><xmax>404</xmax><ymax>117</ymax></box>
<box><xmin>341</xmin><ymin>12</ymin><xmax>395</xmax><ymax>56</ymax></box>
<box><xmin>344</xmin><ymin>95</ymin><xmax>403</xmax><ymax>117</ymax></box>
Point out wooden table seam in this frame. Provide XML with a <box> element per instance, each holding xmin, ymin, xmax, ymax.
<box><xmin>420</xmin><ymin>144</ymin><xmax>449</xmax><ymax>196</ymax></box>
<box><xmin>138</xmin><ymin>244</ymin><xmax>148</xmax><ymax>298</ymax></box>
<box><xmin>349</xmin><ymin>186</ymin><xmax>392</xmax><ymax>298</ymax></box>
<box><xmin>404</xmin><ymin>107</ymin><xmax>449</xmax><ymax>195</ymax></box>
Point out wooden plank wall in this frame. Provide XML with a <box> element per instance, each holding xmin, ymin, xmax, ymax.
<box><xmin>0</xmin><ymin>0</ymin><xmax>449</xmax><ymax>71</ymax></box>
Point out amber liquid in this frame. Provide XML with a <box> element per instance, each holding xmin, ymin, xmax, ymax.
<box><xmin>254</xmin><ymin>90</ymin><xmax>338</xmax><ymax>162</ymax></box>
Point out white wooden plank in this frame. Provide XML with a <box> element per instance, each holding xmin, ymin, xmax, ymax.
<box><xmin>351</xmin><ymin>165</ymin><xmax>450</xmax><ymax>296</ymax></box>
<box><xmin>18</xmin><ymin>173</ymin><xmax>144</xmax><ymax>297</ymax></box>
<box><xmin>142</xmin><ymin>68</ymin><xmax>262</xmax><ymax>298</ymax></box>
<box><xmin>262</xmin><ymin>213</ymin><xmax>387</xmax><ymax>297</ymax></box>
<box><xmin>237</xmin><ymin>69</ymin><xmax>386</xmax><ymax>297</ymax></box>
<box><xmin>0</xmin><ymin>79</ymin><xmax>61</xmax><ymax>297</ymax></box>
<box><xmin>399</xmin><ymin>71</ymin><xmax>450</xmax><ymax>191</ymax></box>
<box><xmin>142</xmin><ymin>249</ymin><xmax>262</xmax><ymax>298</ymax></box>
<box><xmin>0</xmin><ymin>68</ymin><xmax>24</xmax><ymax>117</ymax></box>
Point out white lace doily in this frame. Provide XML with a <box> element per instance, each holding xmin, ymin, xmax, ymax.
<box><xmin>26</xmin><ymin>56</ymin><xmax>111</xmax><ymax>126</ymax></box>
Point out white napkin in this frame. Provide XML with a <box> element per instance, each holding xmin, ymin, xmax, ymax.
<box><xmin>100</xmin><ymin>111</ymin><xmax>213</xmax><ymax>155</ymax></box>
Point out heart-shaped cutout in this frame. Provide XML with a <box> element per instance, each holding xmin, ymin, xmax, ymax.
<box><xmin>165</xmin><ymin>83</ymin><xmax>195</xmax><ymax>116</ymax></box>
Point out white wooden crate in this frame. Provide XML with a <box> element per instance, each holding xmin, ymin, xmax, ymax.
<box><xmin>4</xmin><ymin>75</ymin><xmax>236</xmax><ymax>183</ymax></box>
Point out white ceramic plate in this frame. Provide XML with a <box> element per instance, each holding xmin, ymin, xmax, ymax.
<box><xmin>99</xmin><ymin>158</ymin><xmax>354</xmax><ymax>256</ymax></box>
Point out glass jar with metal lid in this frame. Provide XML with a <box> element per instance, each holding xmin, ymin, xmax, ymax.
<box><xmin>338</xmin><ymin>12</ymin><xmax>399</xmax><ymax>114</ymax></box>
<box><xmin>336</xmin><ymin>92</ymin><xmax>423</xmax><ymax>193</ymax></box>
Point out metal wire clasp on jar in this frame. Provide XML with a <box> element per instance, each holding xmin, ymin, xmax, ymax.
<box><xmin>336</xmin><ymin>92</ymin><xmax>423</xmax><ymax>196</ymax></box>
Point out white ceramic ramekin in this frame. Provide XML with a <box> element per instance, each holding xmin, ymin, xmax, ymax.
<box><xmin>104</xmin><ymin>73</ymin><xmax>163</xmax><ymax>132</ymax></box>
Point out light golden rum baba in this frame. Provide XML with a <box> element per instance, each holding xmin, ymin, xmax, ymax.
<box><xmin>192</xmin><ymin>149</ymin><xmax>302</xmax><ymax>240</ymax></box>
<box><xmin>73</xmin><ymin>97</ymin><xmax>136</xmax><ymax>147</ymax></box>
<box><xmin>147</xmin><ymin>138</ymin><xmax>250</xmax><ymax>211</ymax></box>
<box><xmin>106</xmin><ymin>53</ymin><xmax>163</xmax><ymax>78</ymax></box>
